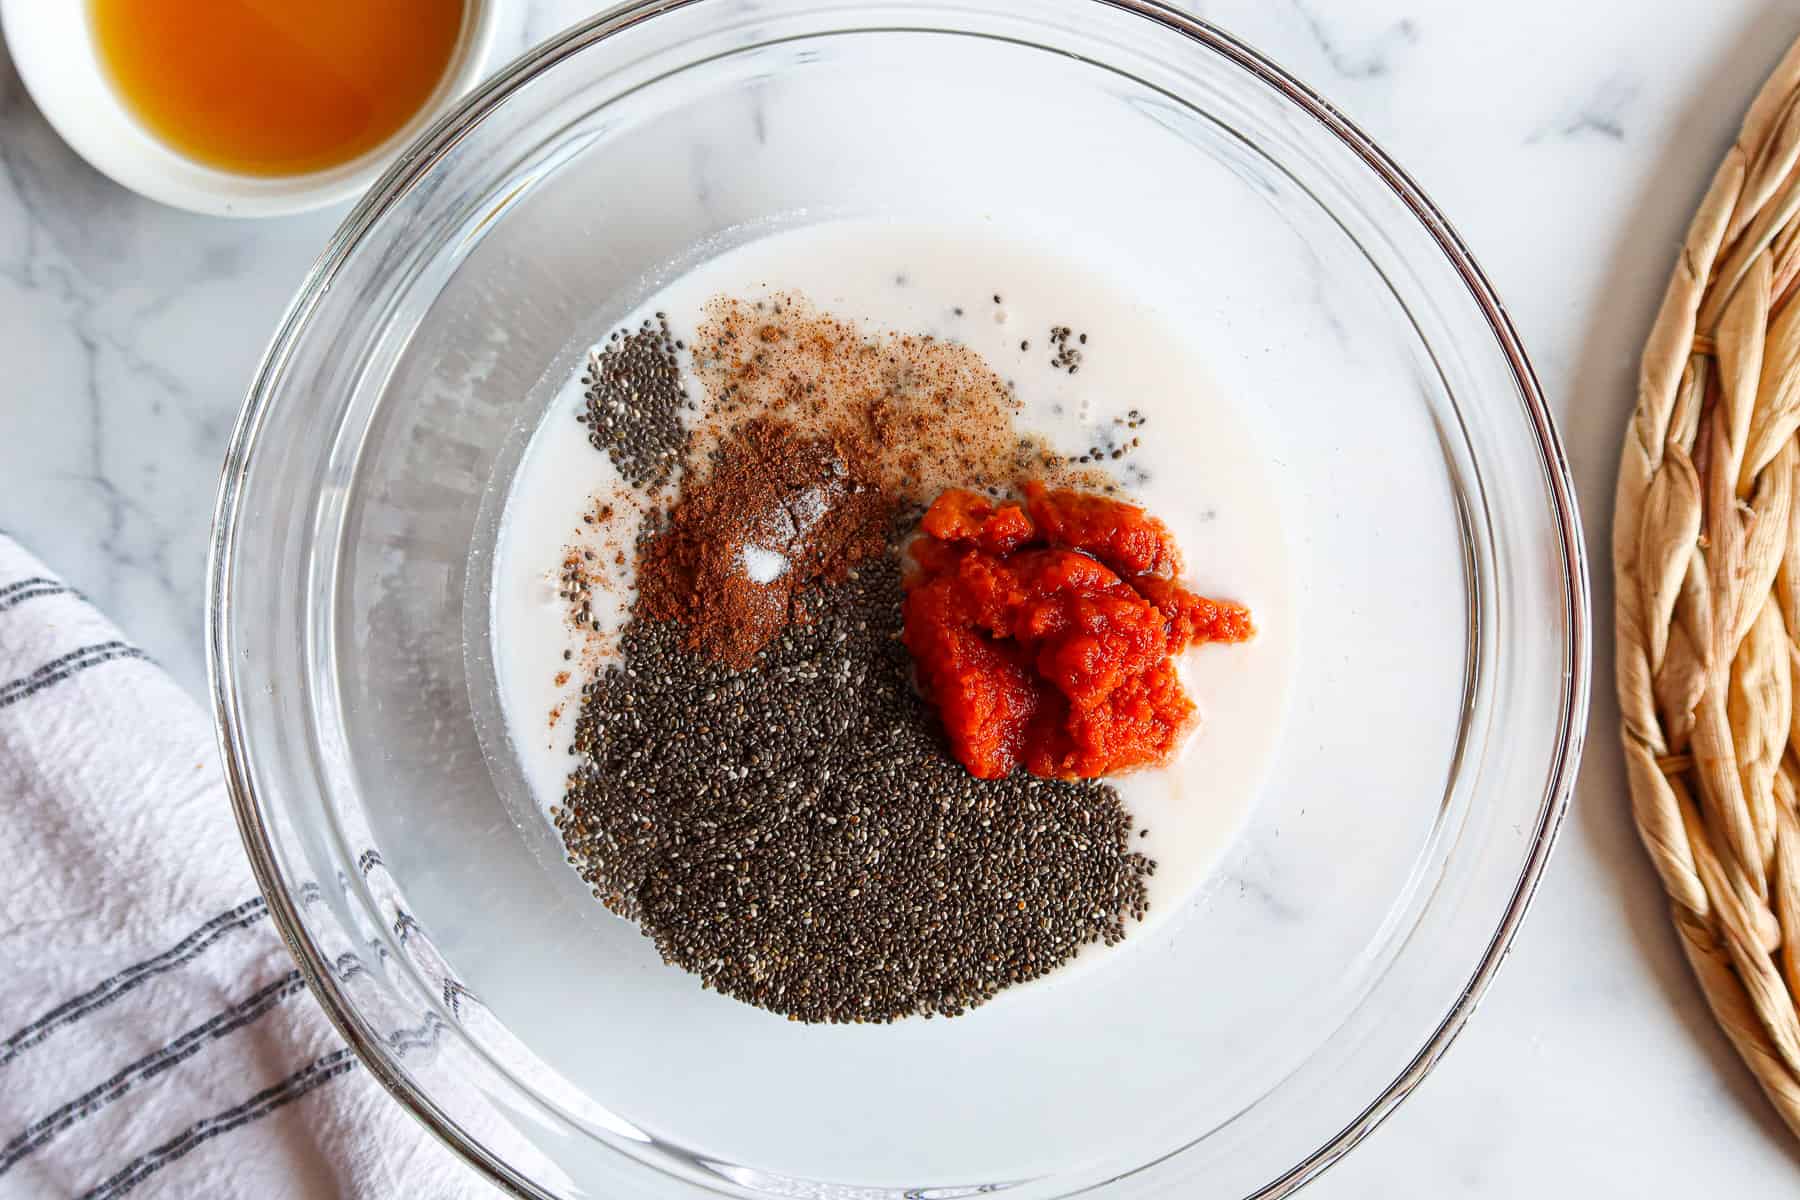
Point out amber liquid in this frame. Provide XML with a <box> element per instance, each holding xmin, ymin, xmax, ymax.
<box><xmin>89</xmin><ymin>0</ymin><xmax>465</xmax><ymax>177</ymax></box>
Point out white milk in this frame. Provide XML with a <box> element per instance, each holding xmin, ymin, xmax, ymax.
<box><xmin>492</xmin><ymin>218</ymin><xmax>1296</xmax><ymax>984</ymax></box>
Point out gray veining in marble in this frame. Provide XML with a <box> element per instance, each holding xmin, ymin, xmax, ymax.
<box><xmin>7</xmin><ymin>1</ymin><xmax>1800</xmax><ymax>1195</ymax></box>
<box><xmin>1285</xmin><ymin>0</ymin><xmax>1419</xmax><ymax>81</ymax></box>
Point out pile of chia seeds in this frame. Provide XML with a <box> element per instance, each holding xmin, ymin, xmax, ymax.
<box><xmin>554</xmin><ymin>549</ymin><xmax>1154</xmax><ymax>1023</ymax></box>
<box><xmin>579</xmin><ymin>314</ymin><xmax>689</xmax><ymax>489</ymax></box>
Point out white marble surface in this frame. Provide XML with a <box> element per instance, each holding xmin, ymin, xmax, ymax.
<box><xmin>5</xmin><ymin>0</ymin><xmax>1800</xmax><ymax>1195</ymax></box>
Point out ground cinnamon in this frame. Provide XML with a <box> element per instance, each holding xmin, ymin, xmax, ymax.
<box><xmin>635</xmin><ymin>417</ymin><xmax>892</xmax><ymax>667</ymax></box>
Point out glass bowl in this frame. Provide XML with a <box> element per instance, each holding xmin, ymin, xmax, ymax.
<box><xmin>207</xmin><ymin>1</ymin><xmax>1589</xmax><ymax>1196</ymax></box>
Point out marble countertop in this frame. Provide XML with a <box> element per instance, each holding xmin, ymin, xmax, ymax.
<box><xmin>5</xmin><ymin>0</ymin><xmax>1799</xmax><ymax>1194</ymax></box>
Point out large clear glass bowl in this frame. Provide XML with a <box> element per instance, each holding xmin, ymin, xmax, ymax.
<box><xmin>207</xmin><ymin>2</ymin><xmax>1589</xmax><ymax>1196</ymax></box>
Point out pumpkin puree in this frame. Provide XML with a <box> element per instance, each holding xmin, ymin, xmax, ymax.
<box><xmin>903</xmin><ymin>483</ymin><xmax>1253</xmax><ymax>780</ymax></box>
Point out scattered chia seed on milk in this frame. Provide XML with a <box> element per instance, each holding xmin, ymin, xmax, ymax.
<box><xmin>554</xmin><ymin>549</ymin><xmax>1154</xmax><ymax>1023</ymax></box>
<box><xmin>580</xmin><ymin>315</ymin><xmax>689</xmax><ymax>489</ymax></box>
<box><xmin>1048</xmin><ymin>324</ymin><xmax>1085</xmax><ymax>374</ymax></box>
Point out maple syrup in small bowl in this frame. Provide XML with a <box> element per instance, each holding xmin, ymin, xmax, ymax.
<box><xmin>0</xmin><ymin>0</ymin><xmax>508</xmax><ymax>216</ymax></box>
<box><xmin>90</xmin><ymin>0</ymin><xmax>467</xmax><ymax>179</ymax></box>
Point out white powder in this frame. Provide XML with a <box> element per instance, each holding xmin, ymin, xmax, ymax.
<box><xmin>791</xmin><ymin>485</ymin><xmax>829</xmax><ymax>534</ymax></box>
<box><xmin>742</xmin><ymin>544</ymin><xmax>788</xmax><ymax>584</ymax></box>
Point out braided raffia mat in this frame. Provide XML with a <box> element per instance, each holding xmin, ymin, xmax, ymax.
<box><xmin>1617</xmin><ymin>36</ymin><xmax>1800</xmax><ymax>1138</ymax></box>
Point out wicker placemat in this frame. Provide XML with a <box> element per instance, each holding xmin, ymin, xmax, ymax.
<box><xmin>1616</xmin><ymin>36</ymin><xmax>1800</xmax><ymax>1138</ymax></box>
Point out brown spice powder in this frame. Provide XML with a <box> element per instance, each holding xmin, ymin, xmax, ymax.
<box><xmin>691</xmin><ymin>294</ymin><xmax>1107</xmax><ymax>504</ymax></box>
<box><xmin>635</xmin><ymin>417</ymin><xmax>892</xmax><ymax>667</ymax></box>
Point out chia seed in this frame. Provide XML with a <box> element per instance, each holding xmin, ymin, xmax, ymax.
<box><xmin>555</xmin><ymin>545</ymin><xmax>1152</xmax><ymax>1023</ymax></box>
<box><xmin>582</xmin><ymin>316</ymin><xmax>688</xmax><ymax>489</ymax></box>
<box><xmin>1048</xmin><ymin>324</ymin><xmax>1086</xmax><ymax>373</ymax></box>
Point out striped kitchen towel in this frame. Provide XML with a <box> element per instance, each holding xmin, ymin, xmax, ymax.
<box><xmin>0</xmin><ymin>534</ymin><xmax>499</xmax><ymax>1199</ymax></box>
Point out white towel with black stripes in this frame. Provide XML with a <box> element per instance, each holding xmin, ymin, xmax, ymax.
<box><xmin>0</xmin><ymin>534</ymin><xmax>502</xmax><ymax>1199</ymax></box>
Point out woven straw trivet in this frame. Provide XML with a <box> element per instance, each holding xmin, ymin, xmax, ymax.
<box><xmin>1617</xmin><ymin>36</ymin><xmax>1800</xmax><ymax>1138</ymax></box>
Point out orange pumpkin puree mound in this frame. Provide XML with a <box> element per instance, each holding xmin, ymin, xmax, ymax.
<box><xmin>902</xmin><ymin>485</ymin><xmax>1254</xmax><ymax>781</ymax></box>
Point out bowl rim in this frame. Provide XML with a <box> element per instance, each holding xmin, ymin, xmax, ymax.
<box><xmin>206</xmin><ymin>1</ymin><xmax>1591</xmax><ymax>1195</ymax></box>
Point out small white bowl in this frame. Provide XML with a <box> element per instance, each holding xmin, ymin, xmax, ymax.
<box><xmin>0</xmin><ymin>0</ymin><xmax>508</xmax><ymax>218</ymax></box>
